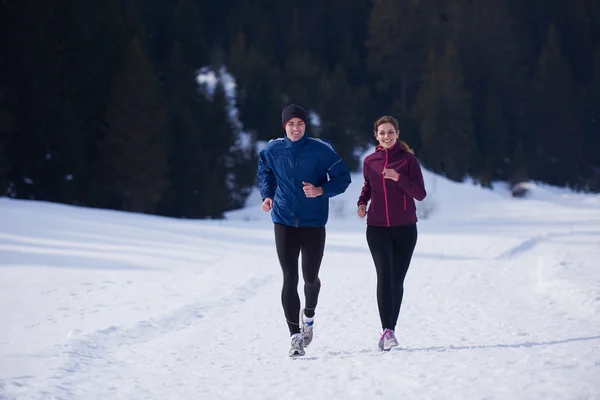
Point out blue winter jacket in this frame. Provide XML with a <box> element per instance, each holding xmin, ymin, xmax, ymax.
<box><xmin>257</xmin><ymin>134</ymin><xmax>351</xmax><ymax>227</ymax></box>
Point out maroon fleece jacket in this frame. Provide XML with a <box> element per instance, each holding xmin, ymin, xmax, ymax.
<box><xmin>357</xmin><ymin>143</ymin><xmax>427</xmax><ymax>227</ymax></box>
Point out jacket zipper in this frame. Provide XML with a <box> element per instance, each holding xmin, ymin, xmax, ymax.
<box><xmin>293</xmin><ymin>147</ymin><xmax>299</xmax><ymax>227</ymax></box>
<box><xmin>382</xmin><ymin>151</ymin><xmax>390</xmax><ymax>226</ymax></box>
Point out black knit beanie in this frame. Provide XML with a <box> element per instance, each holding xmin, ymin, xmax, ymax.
<box><xmin>281</xmin><ymin>104</ymin><xmax>307</xmax><ymax>127</ymax></box>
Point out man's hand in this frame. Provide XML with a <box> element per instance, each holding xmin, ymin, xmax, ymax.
<box><xmin>357</xmin><ymin>204</ymin><xmax>367</xmax><ymax>218</ymax></box>
<box><xmin>262</xmin><ymin>198</ymin><xmax>274</xmax><ymax>212</ymax></box>
<box><xmin>302</xmin><ymin>182</ymin><xmax>323</xmax><ymax>198</ymax></box>
<box><xmin>382</xmin><ymin>168</ymin><xmax>399</xmax><ymax>181</ymax></box>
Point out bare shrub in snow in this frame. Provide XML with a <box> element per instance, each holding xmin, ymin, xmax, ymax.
<box><xmin>511</xmin><ymin>182</ymin><xmax>531</xmax><ymax>198</ymax></box>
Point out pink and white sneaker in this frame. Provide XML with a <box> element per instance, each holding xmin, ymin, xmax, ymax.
<box><xmin>379</xmin><ymin>329</ymin><xmax>399</xmax><ymax>351</ymax></box>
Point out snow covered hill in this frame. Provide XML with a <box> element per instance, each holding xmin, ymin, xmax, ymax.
<box><xmin>1</xmin><ymin>170</ymin><xmax>599</xmax><ymax>399</ymax></box>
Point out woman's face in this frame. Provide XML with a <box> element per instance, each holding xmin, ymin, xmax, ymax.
<box><xmin>285</xmin><ymin>118</ymin><xmax>306</xmax><ymax>141</ymax></box>
<box><xmin>376</xmin><ymin>122</ymin><xmax>399</xmax><ymax>149</ymax></box>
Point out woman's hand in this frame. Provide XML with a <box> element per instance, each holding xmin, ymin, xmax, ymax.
<box><xmin>262</xmin><ymin>198</ymin><xmax>273</xmax><ymax>212</ymax></box>
<box><xmin>382</xmin><ymin>168</ymin><xmax>399</xmax><ymax>181</ymax></box>
<box><xmin>357</xmin><ymin>204</ymin><xmax>367</xmax><ymax>218</ymax></box>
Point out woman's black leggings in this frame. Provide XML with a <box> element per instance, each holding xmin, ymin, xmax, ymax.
<box><xmin>366</xmin><ymin>223</ymin><xmax>417</xmax><ymax>331</ymax></box>
<box><xmin>274</xmin><ymin>223</ymin><xmax>326</xmax><ymax>335</ymax></box>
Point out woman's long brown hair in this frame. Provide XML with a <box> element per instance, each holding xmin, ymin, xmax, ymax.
<box><xmin>374</xmin><ymin>115</ymin><xmax>414</xmax><ymax>154</ymax></box>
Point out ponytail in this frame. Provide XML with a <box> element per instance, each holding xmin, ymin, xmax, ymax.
<box><xmin>398</xmin><ymin>140</ymin><xmax>414</xmax><ymax>154</ymax></box>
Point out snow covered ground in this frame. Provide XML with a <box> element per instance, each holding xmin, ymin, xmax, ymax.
<box><xmin>1</xmin><ymin>168</ymin><xmax>600</xmax><ymax>400</ymax></box>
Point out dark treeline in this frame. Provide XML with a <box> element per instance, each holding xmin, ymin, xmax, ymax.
<box><xmin>1</xmin><ymin>0</ymin><xmax>599</xmax><ymax>218</ymax></box>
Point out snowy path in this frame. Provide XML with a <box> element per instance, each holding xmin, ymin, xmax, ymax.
<box><xmin>1</xmin><ymin>180</ymin><xmax>600</xmax><ymax>399</ymax></box>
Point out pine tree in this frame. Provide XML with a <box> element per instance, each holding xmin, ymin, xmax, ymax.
<box><xmin>0</xmin><ymin>88</ymin><xmax>11</xmax><ymax>195</ymax></box>
<box><xmin>590</xmin><ymin>45</ymin><xmax>600</xmax><ymax>142</ymax></box>
<box><xmin>532</xmin><ymin>24</ymin><xmax>584</xmax><ymax>187</ymax></box>
<box><xmin>160</xmin><ymin>42</ymin><xmax>212</xmax><ymax>218</ymax></box>
<box><xmin>558</xmin><ymin>0</ymin><xmax>599</xmax><ymax>82</ymax></box>
<box><xmin>281</xmin><ymin>50</ymin><xmax>321</xmax><ymax>111</ymax></box>
<box><xmin>315</xmin><ymin>65</ymin><xmax>370</xmax><ymax>170</ymax></box>
<box><xmin>203</xmin><ymin>81</ymin><xmax>240</xmax><ymax>217</ymax></box>
<box><xmin>218</xmin><ymin>86</ymin><xmax>258</xmax><ymax>212</ymax></box>
<box><xmin>283</xmin><ymin>8</ymin><xmax>306</xmax><ymax>57</ymax></box>
<box><xmin>456</xmin><ymin>0</ymin><xmax>533</xmax><ymax>182</ymax></box>
<box><xmin>509</xmin><ymin>137</ymin><xmax>529</xmax><ymax>185</ymax></box>
<box><xmin>55</xmin><ymin>0</ymin><xmax>129</xmax><ymax>205</ymax></box>
<box><xmin>94</xmin><ymin>37</ymin><xmax>169</xmax><ymax>213</ymax></box>
<box><xmin>223</xmin><ymin>0</ymin><xmax>283</xmax><ymax>64</ymax></box>
<box><xmin>227</xmin><ymin>28</ymin><xmax>274</xmax><ymax>135</ymax></box>
<box><xmin>581</xmin><ymin>44</ymin><xmax>600</xmax><ymax>190</ymax></box>
<box><xmin>227</xmin><ymin>30</ymin><xmax>248</xmax><ymax>79</ymax></box>
<box><xmin>172</xmin><ymin>0</ymin><xmax>208</xmax><ymax>68</ymax></box>
<box><xmin>0</xmin><ymin>5</ymin><xmax>7</xmax><ymax>195</ymax></box>
<box><xmin>477</xmin><ymin>87</ymin><xmax>510</xmax><ymax>186</ymax></box>
<box><xmin>198</xmin><ymin>0</ymin><xmax>233</xmax><ymax>48</ymax></box>
<box><xmin>157</xmin><ymin>2</ymin><xmax>213</xmax><ymax>218</ymax></box>
<box><xmin>0</xmin><ymin>0</ymin><xmax>74</xmax><ymax>201</ymax></box>
<box><xmin>311</xmin><ymin>0</ymin><xmax>371</xmax><ymax>85</ymax></box>
<box><xmin>134</xmin><ymin>0</ymin><xmax>179</xmax><ymax>69</ymax></box>
<box><xmin>415</xmin><ymin>40</ymin><xmax>475</xmax><ymax>181</ymax></box>
<box><xmin>232</xmin><ymin>45</ymin><xmax>282</xmax><ymax>141</ymax></box>
<box><xmin>366</xmin><ymin>0</ymin><xmax>434</xmax><ymax>118</ymax></box>
<box><xmin>458</xmin><ymin>0</ymin><xmax>533</xmax><ymax>92</ymax></box>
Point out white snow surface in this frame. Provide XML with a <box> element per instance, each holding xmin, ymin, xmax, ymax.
<box><xmin>1</xmin><ymin>169</ymin><xmax>600</xmax><ymax>400</ymax></box>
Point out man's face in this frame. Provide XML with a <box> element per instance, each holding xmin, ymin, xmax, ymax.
<box><xmin>285</xmin><ymin>118</ymin><xmax>306</xmax><ymax>141</ymax></box>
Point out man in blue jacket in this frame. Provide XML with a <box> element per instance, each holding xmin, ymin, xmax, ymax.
<box><xmin>257</xmin><ymin>104</ymin><xmax>351</xmax><ymax>357</ymax></box>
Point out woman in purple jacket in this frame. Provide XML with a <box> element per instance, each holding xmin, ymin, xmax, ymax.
<box><xmin>357</xmin><ymin>115</ymin><xmax>427</xmax><ymax>351</ymax></box>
